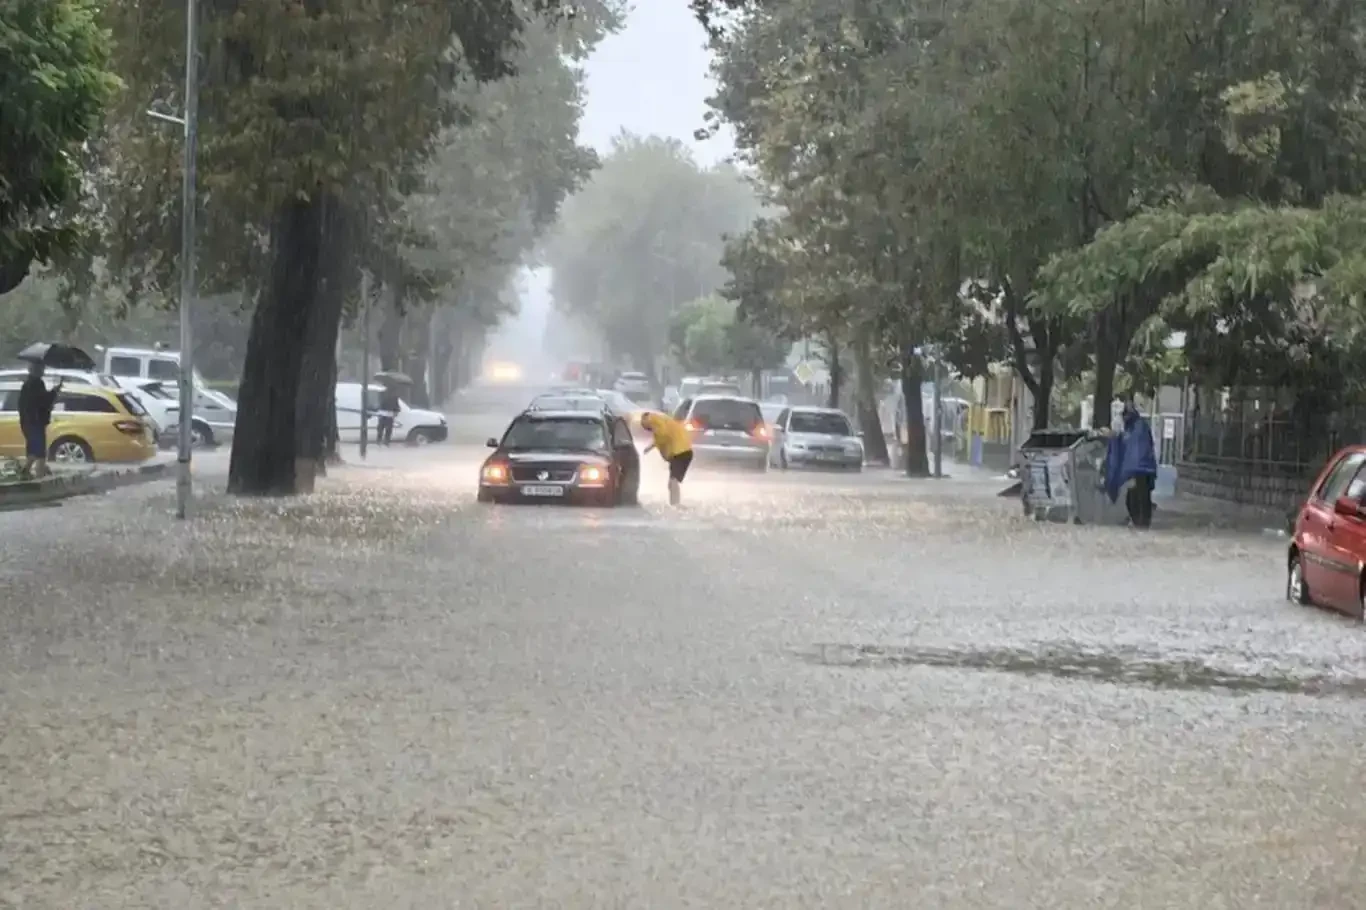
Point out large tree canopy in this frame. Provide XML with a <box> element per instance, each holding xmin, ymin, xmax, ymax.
<box><xmin>702</xmin><ymin>0</ymin><xmax>1366</xmax><ymax>442</ymax></box>
<box><xmin>0</xmin><ymin>0</ymin><xmax>118</xmax><ymax>296</ymax></box>
<box><xmin>91</xmin><ymin>0</ymin><xmax>618</xmax><ymax>494</ymax></box>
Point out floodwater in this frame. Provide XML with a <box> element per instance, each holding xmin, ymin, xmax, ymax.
<box><xmin>2</xmin><ymin>385</ymin><xmax>1364</xmax><ymax>908</ymax></box>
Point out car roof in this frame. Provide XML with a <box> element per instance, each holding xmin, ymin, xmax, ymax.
<box><xmin>517</xmin><ymin>408</ymin><xmax>608</xmax><ymax>421</ymax></box>
<box><xmin>0</xmin><ymin>379</ymin><xmax>112</xmax><ymax>395</ymax></box>
<box><xmin>691</xmin><ymin>393</ymin><xmax>759</xmax><ymax>404</ymax></box>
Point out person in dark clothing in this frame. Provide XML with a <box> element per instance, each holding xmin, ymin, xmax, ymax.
<box><xmin>377</xmin><ymin>387</ymin><xmax>400</xmax><ymax>445</ymax></box>
<box><xmin>18</xmin><ymin>362</ymin><xmax>62</xmax><ymax>477</ymax></box>
<box><xmin>1104</xmin><ymin>402</ymin><xmax>1159</xmax><ymax>528</ymax></box>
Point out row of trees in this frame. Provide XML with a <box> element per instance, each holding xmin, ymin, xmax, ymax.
<box><xmin>696</xmin><ymin>0</ymin><xmax>1366</xmax><ymax>474</ymax></box>
<box><xmin>543</xmin><ymin>133</ymin><xmax>787</xmax><ymax>378</ymax></box>
<box><xmin>4</xmin><ymin>0</ymin><xmax>621</xmax><ymax>494</ymax></box>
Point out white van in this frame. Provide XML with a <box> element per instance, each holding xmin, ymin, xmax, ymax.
<box><xmin>335</xmin><ymin>382</ymin><xmax>447</xmax><ymax>445</ymax></box>
<box><xmin>99</xmin><ymin>345</ymin><xmax>236</xmax><ymax>446</ymax></box>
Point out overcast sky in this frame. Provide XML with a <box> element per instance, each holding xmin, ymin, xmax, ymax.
<box><xmin>578</xmin><ymin>1</ymin><xmax>735</xmax><ymax>164</ymax></box>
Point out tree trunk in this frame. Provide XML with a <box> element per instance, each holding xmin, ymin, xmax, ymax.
<box><xmin>1092</xmin><ymin>309</ymin><xmax>1121</xmax><ymax>429</ymax></box>
<box><xmin>378</xmin><ymin>280</ymin><xmax>404</xmax><ymax>372</ymax></box>
<box><xmin>1034</xmin><ymin>350</ymin><xmax>1055</xmax><ymax>431</ymax></box>
<box><xmin>854</xmin><ymin>330</ymin><xmax>889</xmax><ymax>465</ymax></box>
<box><xmin>901</xmin><ymin>350</ymin><xmax>929</xmax><ymax>477</ymax></box>
<box><xmin>228</xmin><ymin>195</ymin><xmax>329</xmax><ymax>495</ymax></box>
<box><xmin>295</xmin><ymin>288</ymin><xmax>343</xmax><ymax>483</ymax></box>
<box><xmin>826</xmin><ymin>333</ymin><xmax>842</xmax><ymax>408</ymax></box>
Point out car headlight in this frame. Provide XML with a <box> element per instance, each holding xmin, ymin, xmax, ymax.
<box><xmin>481</xmin><ymin>463</ymin><xmax>509</xmax><ymax>484</ymax></box>
<box><xmin>578</xmin><ymin>465</ymin><xmax>606</xmax><ymax>486</ymax></box>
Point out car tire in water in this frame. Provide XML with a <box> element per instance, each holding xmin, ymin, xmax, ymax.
<box><xmin>1287</xmin><ymin>551</ymin><xmax>1312</xmax><ymax>606</ymax></box>
<box><xmin>191</xmin><ymin>420</ymin><xmax>214</xmax><ymax>448</ymax></box>
<box><xmin>48</xmin><ymin>436</ymin><xmax>94</xmax><ymax>465</ymax></box>
<box><xmin>620</xmin><ymin>481</ymin><xmax>639</xmax><ymax>506</ymax></box>
<box><xmin>477</xmin><ymin>488</ymin><xmax>494</xmax><ymax>504</ymax></box>
<box><xmin>407</xmin><ymin>428</ymin><xmax>435</xmax><ymax>446</ymax></box>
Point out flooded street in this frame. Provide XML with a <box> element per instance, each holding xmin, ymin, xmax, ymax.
<box><xmin>3</xmin><ymin>390</ymin><xmax>1365</xmax><ymax>907</ymax></box>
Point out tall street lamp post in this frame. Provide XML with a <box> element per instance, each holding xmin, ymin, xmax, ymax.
<box><xmin>147</xmin><ymin>0</ymin><xmax>199</xmax><ymax>519</ymax></box>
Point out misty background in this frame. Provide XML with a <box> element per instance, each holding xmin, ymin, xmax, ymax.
<box><xmin>485</xmin><ymin>2</ymin><xmax>730</xmax><ymax>375</ymax></box>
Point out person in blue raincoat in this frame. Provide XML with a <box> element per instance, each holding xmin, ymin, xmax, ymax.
<box><xmin>1104</xmin><ymin>402</ymin><xmax>1158</xmax><ymax>528</ymax></box>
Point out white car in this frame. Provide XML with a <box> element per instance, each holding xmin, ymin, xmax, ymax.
<box><xmin>769</xmin><ymin>406</ymin><xmax>864</xmax><ymax>471</ymax></box>
<box><xmin>612</xmin><ymin>371</ymin><xmax>654</xmax><ymax>405</ymax></box>
<box><xmin>335</xmin><ymin>382</ymin><xmax>448</xmax><ymax>445</ymax></box>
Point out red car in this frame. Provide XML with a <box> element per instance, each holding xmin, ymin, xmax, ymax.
<box><xmin>1288</xmin><ymin>445</ymin><xmax>1366</xmax><ymax>618</ymax></box>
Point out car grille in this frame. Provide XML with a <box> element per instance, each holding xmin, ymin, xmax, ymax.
<box><xmin>511</xmin><ymin>464</ymin><xmax>579</xmax><ymax>483</ymax></box>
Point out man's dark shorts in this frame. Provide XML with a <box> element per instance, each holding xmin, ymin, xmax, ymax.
<box><xmin>668</xmin><ymin>450</ymin><xmax>693</xmax><ymax>483</ymax></box>
<box><xmin>21</xmin><ymin>424</ymin><xmax>45</xmax><ymax>459</ymax></box>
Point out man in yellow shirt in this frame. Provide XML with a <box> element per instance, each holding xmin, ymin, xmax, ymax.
<box><xmin>640</xmin><ymin>411</ymin><xmax>694</xmax><ymax>506</ymax></box>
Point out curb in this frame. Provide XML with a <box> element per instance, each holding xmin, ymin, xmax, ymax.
<box><xmin>0</xmin><ymin>461</ymin><xmax>170</xmax><ymax>511</ymax></box>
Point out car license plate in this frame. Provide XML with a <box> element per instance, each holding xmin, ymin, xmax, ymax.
<box><xmin>522</xmin><ymin>485</ymin><xmax>565</xmax><ymax>497</ymax></box>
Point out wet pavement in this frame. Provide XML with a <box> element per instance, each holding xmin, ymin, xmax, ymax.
<box><xmin>2</xmin><ymin>384</ymin><xmax>1365</xmax><ymax>907</ymax></box>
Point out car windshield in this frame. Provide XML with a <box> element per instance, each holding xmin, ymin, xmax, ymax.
<box><xmin>503</xmin><ymin>416</ymin><xmax>608</xmax><ymax>451</ymax></box>
<box><xmin>691</xmin><ymin>398</ymin><xmax>762</xmax><ymax>431</ymax></box>
<box><xmin>789</xmin><ymin>411</ymin><xmax>852</xmax><ymax>435</ymax></box>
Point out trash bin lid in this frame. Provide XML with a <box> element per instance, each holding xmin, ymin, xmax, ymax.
<box><xmin>1021</xmin><ymin>428</ymin><xmax>1089</xmax><ymax>451</ymax></box>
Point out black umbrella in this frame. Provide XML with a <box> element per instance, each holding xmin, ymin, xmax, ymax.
<box><xmin>17</xmin><ymin>342</ymin><xmax>97</xmax><ymax>371</ymax></box>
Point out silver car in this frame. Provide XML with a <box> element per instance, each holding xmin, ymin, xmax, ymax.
<box><xmin>770</xmin><ymin>406</ymin><xmax>864</xmax><ymax>470</ymax></box>
<box><xmin>676</xmin><ymin>395</ymin><xmax>770</xmax><ymax>471</ymax></box>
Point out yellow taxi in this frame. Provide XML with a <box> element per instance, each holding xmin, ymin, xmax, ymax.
<box><xmin>0</xmin><ymin>380</ymin><xmax>158</xmax><ymax>464</ymax></box>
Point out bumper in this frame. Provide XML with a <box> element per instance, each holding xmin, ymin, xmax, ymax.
<box><xmin>692</xmin><ymin>443</ymin><xmax>769</xmax><ymax>468</ymax></box>
<box><xmin>480</xmin><ymin>482</ymin><xmax>612</xmax><ymax>504</ymax></box>
<box><xmin>784</xmin><ymin>449</ymin><xmax>863</xmax><ymax>468</ymax></box>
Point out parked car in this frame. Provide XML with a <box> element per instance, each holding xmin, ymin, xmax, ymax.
<box><xmin>769</xmin><ymin>406</ymin><xmax>864</xmax><ymax>471</ymax></box>
<box><xmin>612</xmin><ymin>371</ymin><xmax>654</xmax><ymax>404</ymax></box>
<box><xmin>1288</xmin><ymin>445</ymin><xmax>1366</xmax><ymax>618</ymax></box>
<box><xmin>334</xmin><ymin>382</ymin><xmax>448</xmax><ymax>444</ymax></box>
<box><xmin>479</xmin><ymin>407</ymin><xmax>640</xmax><ymax>506</ymax></box>
<box><xmin>664</xmin><ymin>376</ymin><xmax>744</xmax><ymax>413</ymax></box>
<box><xmin>0</xmin><ymin>367</ymin><xmax>183</xmax><ymax>442</ymax></box>
<box><xmin>0</xmin><ymin>380</ymin><xmax>156</xmax><ymax>464</ymax></box>
<box><xmin>672</xmin><ymin>394</ymin><xmax>770</xmax><ymax>471</ymax></box>
<box><xmin>99</xmin><ymin>344</ymin><xmax>236</xmax><ymax>446</ymax></box>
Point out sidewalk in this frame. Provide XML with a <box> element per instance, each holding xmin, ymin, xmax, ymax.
<box><xmin>1155</xmin><ymin>490</ymin><xmax>1291</xmax><ymax>536</ymax></box>
<box><xmin>0</xmin><ymin>456</ymin><xmax>173</xmax><ymax>510</ymax></box>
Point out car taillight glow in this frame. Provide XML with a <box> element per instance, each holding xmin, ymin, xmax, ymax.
<box><xmin>114</xmin><ymin>420</ymin><xmax>145</xmax><ymax>435</ymax></box>
<box><xmin>752</xmin><ymin>424</ymin><xmax>770</xmax><ymax>440</ymax></box>
<box><xmin>482</xmin><ymin>463</ymin><xmax>509</xmax><ymax>484</ymax></box>
<box><xmin>683</xmin><ymin>420</ymin><xmax>699</xmax><ymax>432</ymax></box>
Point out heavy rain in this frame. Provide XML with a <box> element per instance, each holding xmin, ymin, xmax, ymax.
<box><xmin>5</xmin><ymin>0</ymin><xmax>1366</xmax><ymax>907</ymax></box>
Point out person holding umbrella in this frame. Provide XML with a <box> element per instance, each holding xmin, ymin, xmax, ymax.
<box><xmin>19</xmin><ymin>361</ymin><xmax>62</xmax><ymax>477</ymax></box>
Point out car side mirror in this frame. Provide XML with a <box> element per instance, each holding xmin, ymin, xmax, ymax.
<box><xmin>485</xmin><ymin>437</ymin><xmax>498</xmax><ymax>448</ymax></box>
<box><xmin>1334</xmin><ymin>496</ymin><xmax>1361</xmax><ymax>517</ymax></box>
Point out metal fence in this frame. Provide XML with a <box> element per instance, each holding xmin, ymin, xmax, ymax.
<box><xmin>1183</xmin><ymin>411</ymin><xmax>1366</xmax><ymax>475</ymax></box>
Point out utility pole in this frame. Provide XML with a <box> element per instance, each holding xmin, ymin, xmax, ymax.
<box><xmin>932</xmin><ymin>350</ymin><xmax>944</xmax><ymax>478</ymax></box>
<box><xmin>360</xmin><ymin>271</ymin><xmax>371</xmax><ymax>459</ymax></box>
<box><xmin>174</xmin><ymin>0</ymin><xmax>199</xmax><ymax>519</ymax></box>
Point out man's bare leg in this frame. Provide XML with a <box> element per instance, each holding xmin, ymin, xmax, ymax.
<box><xmin>668</xmin><ymin>478</ymin><xmax>681</xmax><ymax>506</ymax></box>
